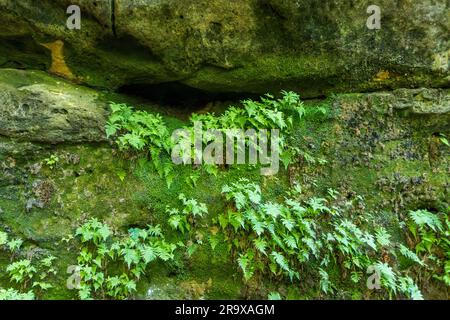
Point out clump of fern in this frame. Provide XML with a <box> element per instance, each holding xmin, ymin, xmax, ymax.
<box><xmin>406</xmin><ymin>208</ymin><xmax>450</xmax><ymax>286</ymax></box>
<box><xmin>210</xmin><ymin>179</ymin><xmax>425</xmax><ymax>300</ymax></box>
<box><xmin>0</xmin><ymin>230</ymin><xmax>57</xmax><ymax>299</ymax></box>
<box><xmin>0</xmin><ymin>288</ymin><xmax>35</xmax><ymax>300</ymax></box>
<box><xmin>105</xmin><ymin>103</ymin><xmax>174</xmax><ymax>187</ymax></box>
<box><xmin>166</xmin><ymin>194</ymin><xmax>209</xmax><ymax>258</ymax></box>
<box><xmin>105</xmin><ymin>91</ymin><xmax>314</xmax><ymax>184</ymax></box>
<box><xmin>188</xmin><ymin>91</ymin><xmax>307</xmax><ymax>169</ymax></box>
<box><xmin>74</xmin><ymin>219</ymin><xmax>178</xmax><ymax>300</ymax></box>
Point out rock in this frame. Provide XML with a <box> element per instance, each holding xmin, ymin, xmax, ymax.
<box><xmin>336</xmin><ymin>88</ymin><xmax>450</xmax><ymax>133</ymax></box>
<box><xmin>0</xmin><ymin>137</ymin><xmax>47</xmax><ymax>163</ymax></box>
<box><xmin>356</xmin><ymin>88</ymin><xmax>450</xmax><ymax>116</ymax></box>
<box><xmin>28</xmin><ymin>162</ymin><xmax>42</xmax><ymax>175</ymax></box>
<box><xmin>327</xmin><ymin>88</ymin><xmax>449</xmax><ymax>210</ymax></box>
<box><xmin>0</xmin><ymin>69</ymin><xmax>108</xmax><ymax>143</ymax></box>
<box><xmin>0</xmin><ymin>0</ymin><xmax>449</xmax><ymax>96</ymax></box>
<box><xmin>25</xmin><ymin>198</ymin><xmax>45</xmax><ymax>212</ymax></box>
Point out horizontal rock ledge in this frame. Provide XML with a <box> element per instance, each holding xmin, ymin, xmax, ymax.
<box><xmin>0</xmin><ymin>69</ymin><xmax>108</xmax><ymax>144</ymax></box>
<box><xmin>0</xmin><ymin>0</ymin><xmax>449</xmax><ymax>96</ymax></box>
<box><xmin>0</xmin><ymin>68</ymin><xmax>448</xmax><ymax>148</ymax></box>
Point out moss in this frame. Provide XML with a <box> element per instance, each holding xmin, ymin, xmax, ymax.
<box><xmin>1</xmin><ymin>83</ymin><xmax>449</xmax><ymax>299</ymax></box>
<box><xmin>0</xmin><ymin>69</ymin><xmax>61</xmax><ymax>88</ymax></box>
<box><xmin>183</xmin><ymin>53</ymin><xmax>343</xmax><ymax>96</ymax></box>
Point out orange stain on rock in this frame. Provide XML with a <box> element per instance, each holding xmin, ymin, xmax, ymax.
<box><xmin>374</xmin><ymin>70</ymin><xmax>390</xmax><ymax>82</ymax></box>
<box><xmin>41</xmin><ymin>40</ymin><xmax>76</xmax><ymax>80</ymax></box>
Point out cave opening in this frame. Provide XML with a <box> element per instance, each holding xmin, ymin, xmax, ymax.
<box><xmin>117</xmin><ymin>82</ymin><xmax>260</xmax><ymax>114</ymax></box>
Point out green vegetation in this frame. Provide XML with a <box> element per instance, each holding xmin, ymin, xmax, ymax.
<box><xmin>167</xmin><ymin>194</ymin><xmax>208</xmax><ymax>235</ymax></box>
<box><xmin>105</xmin><ymin>91</ymin><xmax>316</xmax><ymax>184</ymax></box>
<box><xmin>99</xmin><ymin>92</ymin><xmax>448</xmax><ymax>300</ymax></box>
<box><xmin>208</xmin><ymin>179</ymin><xmax>424</xmax><ymax>299</ymax></box>
<box><xmin>406</xmin><ymin>209</ymin><xmax>450</xmax><ymax>286</ymax></box>
<box><xmin>44</xmin><ymin>154</ymin><xmax>60</xmax><ymax>170</ymax></box>
<box><xmin>189</xmin><ymin>91</ymin><xmax>306</xmax><ymax>168</ymax></box>
<box><xmin>74</xmin><ymin>219</ymin><xmax>177</xmax><ymax>299</ymax></box>
<box><xmin>106</xmin><ymin>103</ymin><xmax>175</xmax><ymax>187</ymax></box>
<box><xmin>0</xmin><ymin>89</ymin><xmax>448</xmax><ymax>300</ymax></box>
<box><xmin>0</xmin><ymin>231</ymin><xmax>57</xmax><ymax>299</ymax></box>
<box><xmin>0</xmin><ymin>288</ymin><xmax>35</xmax><ymax>300</ymax></box>
<box><xmin>438</xmin><ymin>134</ymin><xmax>450</xmax><ymax>147</ymax></box>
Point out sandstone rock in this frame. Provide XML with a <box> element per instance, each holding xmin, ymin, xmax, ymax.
<box><xmin>0</xmin><ymin>69</ymin><xmax>108</xmax><ymax>143</ymax></box>
<box><xmin>0</xmin><ymin>0</ymin><xmax>448</xmax><ymax>96</ymax></box>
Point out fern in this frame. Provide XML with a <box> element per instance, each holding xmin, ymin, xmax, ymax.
<box><xmin>399</xmin><ymin>244</ymin><xmax>425</xmax><ymax>266</ymax></box>
<box><xmin>215</xmin><ymin>179</ymin><xmax>436</xmax><ymax>299</ymax></box>
<box><xmin>253</xmin><ymin>238</ymin><xmax>268</xmax><ymax>256</ymax></box>
<box><xmin>408</xmin><ymin>210</ymin><xmax>443</xmax><ymax>233</ymax></box>
<box><xmin>267</xmin><ymin>292</ymin><xmax>282</xmax><ymax>300</ymax></box>
<box><xmin>271</xmin><ymin>251</ymin><xmax>291</xmax><ymax>274</ymax></box>
<box><xmin>308</xmin><ymin>198</ymin><xmax>330</xmax><ymax>214</ymax></box>
<box><xmin>0</xmin><ymin>231</ymin><xmax>8</xmax><ymax>246</ymax></box>
<box><xmin>375</xmin><ymin>227</ymin><xmax>391</xmax><ymax>247</ymax></box>
<box><xmin>375</xmin><ymin>262</ymin><xmax>397</xmax><ymax>294</ymax></box>
<box><xmin>106</xmin><ymin>103</ymin><xmax>173</xmax><ymax>187</ymax></box>
<box><xmin>319</xmin><ymin>268</ymin><xmax>333</xmax><ymax>294</ymax></box>
<box><xmin>398</xmin><ymin>276</ymin><xmax>424</xmax><ymax>300</ymax></box>
<box><xmin>0</xmin><ymin>288</ymin><xmax>34</xmax><ymax>300</ymax></box>
<box><xmin>7</xmin><ymin>238</ymin><xmax>23</xmax><ymax>253</ymax></box>
<box><xmin>283</xmin><ymin>235</ymin><xmax>298</xmax><ymax>249</ymax></box>
<box><xmin>238</xmin><ymin>251</ymin><xmax>255</xmax><ymax>281</ymax></box>
<box><xmin>74</xmin><ymin>220</ymin><xmax>177</xmax><ymax>299</ymax></box>
<box><xmin>167</xmin><ymin>196</ymin><xmax>208</xmax><ymax>235</ymax></box>
<box><xmin>187</xmin><ymin>91</ymin><xmax>307</xmax><ymax>168</ymax></box>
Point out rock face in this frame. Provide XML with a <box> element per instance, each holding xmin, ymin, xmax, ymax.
<box><xmin>0</xmin><ymin>1</ymin><xmax>449</xmax><ymax>300</ymax></box>
<box><xmin>328</xmin><ymin>89</ymin><xmax>449</xmax><ymax>211</ymax></box>
<box><xmin>0</xmin><ymin>69</ymin><xmax>448</xmax><ymax>299</ymax></box>
<box><xmin>0</xmin><ymin>0</ymin><xmax>449</xmax><ymax>96</ymax></box>
<box><xmin>0</xmin><ymin>69</ymin><xmax>108</xmax><ymax>143</ymax></box>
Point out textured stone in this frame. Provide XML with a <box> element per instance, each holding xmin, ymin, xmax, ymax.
<box><xmin>0</xmin><ymin>0</ymin><xmax>448</xmax><ymax>96</ymax></box>
<box><xmin>0</xmin><ymin>69</ymin><xmax>108</xmax><ymax>143</ymax></box>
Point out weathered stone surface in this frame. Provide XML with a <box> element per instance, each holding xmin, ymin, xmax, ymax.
<box><xmin>0</xmin><ymin>68</ymin><xmax>448</xmax><ymax>299</ymax></box>
<box><xmin>0</xmin><ymin>0</ymin><xmax>449</xmax><ymax>96</ymax></box>
<box><xmin>0</xmin><ymin>69</ymin><xmax>108</xmax><ymax>143</ymax></box>
<box><xmin>326</xmin><ymin>88</ymin><xmax>450</xmax><ymax>211</ymax></box>
<box><xmin>0</xmin><ymin>0</ymin><xmax>448</xmax><ymax>301</ymax></box>
<box><xmin>387</xmin><ymin>88</ymin><xmax>450</xmax><ymax>115</ymax></box>
<box><xmin>329</xmin><ymin>88</ymin><xmax>450</xmax><ymax>169</ymax></box>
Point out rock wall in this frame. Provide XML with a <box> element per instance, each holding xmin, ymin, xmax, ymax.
<box><xmin>0</xmin><ymin>1</ymin><xmax>449</xmax><ymax>299</ymax></box>
<box><xmin>2</xmin><ymin>69</ymin><xmax>447</xmax><ymax>190</ymax></box>
<box><xmin>0</xmin><ymin>69</ymin><xmax>448</xmax><ymax>298</ymax></box>
<box><xmin>0</xmin><ymin>0</ymin><xmax>449</xmax><ymax>96</ymax></box>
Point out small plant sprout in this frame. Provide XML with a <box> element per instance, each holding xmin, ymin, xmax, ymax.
<box><xmin>44</xmin><ymin>154</ymin><xmax>59</xmax><ymax>169</ymax></box>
